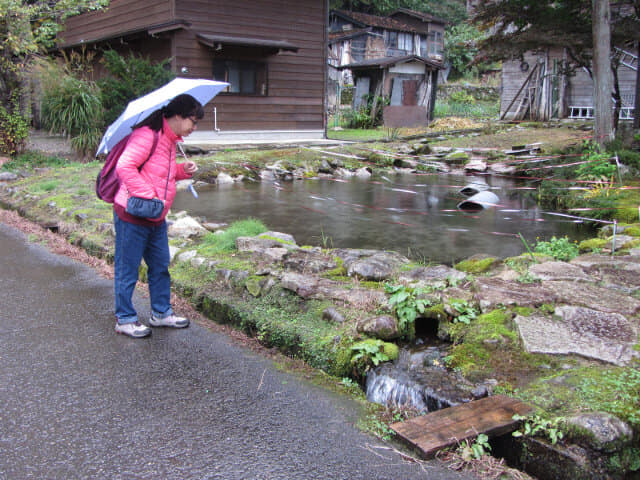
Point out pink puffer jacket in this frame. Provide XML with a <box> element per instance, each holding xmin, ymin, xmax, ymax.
<box><xmin>114</xmin><ymin>119</ymin><xmax>191</xmax><ymax>221</ymax></box>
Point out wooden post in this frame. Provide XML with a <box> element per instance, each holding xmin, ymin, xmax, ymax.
<box><xmin>558</xmin><ymin>48</ymin><xmax>568</xmax><ymax>118</ymax></box>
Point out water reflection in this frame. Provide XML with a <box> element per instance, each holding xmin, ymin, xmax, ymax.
<box><xmin>173</xmin><ymin>174</ymin><xmax>594</xmax><ymax>263</ymax></box>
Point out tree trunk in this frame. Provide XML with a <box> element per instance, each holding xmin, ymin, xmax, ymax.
<box><xmin>592</xmin><ymin>0</ymin><xmax>614</xmax><ymax>145</ymax></box>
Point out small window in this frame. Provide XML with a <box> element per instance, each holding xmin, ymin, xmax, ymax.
<box><xmin>213</xmin><ymin>60</ymin><xmax>267</xmax><ymax>95</ymax></box>
<box><xmin>385</xmin><ymin>31</ymin><xmax>398</xmax><ymax>49</ymax></box>
<box><xmin>398</xmin><ymin>32</ymin><xmax>413</xmax><ymax>53</ymax></box>
<box><xmin>428</xmin><ymin>31</ymin><xmax>443</xmax><ymax>57</ymax></box>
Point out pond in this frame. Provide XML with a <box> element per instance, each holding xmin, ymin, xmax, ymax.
<box><xmin>173</xmin><ymin>173</ymin><xmax>595</xmax><ymax>264</ymax></box>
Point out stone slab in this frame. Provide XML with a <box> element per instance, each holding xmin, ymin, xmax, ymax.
<box><xmin>515</xmin><ymin>308</ymin><xmax>638</xmax><ymax>366</ymax></box>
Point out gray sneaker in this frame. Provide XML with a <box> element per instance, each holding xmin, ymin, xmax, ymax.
<box><xmin>149</xmin><ymin>313</ymin><xmax>189</xmax><ymax>328</ymax></box>
<box><xmin>115</xmin><ymin>321</ymin><xmax>151</xmax><ymax>338</ymax></box>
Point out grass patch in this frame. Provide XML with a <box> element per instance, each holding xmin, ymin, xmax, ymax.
<box><xmin>434</xmin><ymin>99</ymin><xmax>499</xmax><ymax>119</ymax></box>
<box><xmin>1</xmin><ymin>151</ymin><xmax>68</xmax><ymax>171</ymax></box>
<box><xmin>197</xmin><ymin>218</ymin><xmax>268</xmax><ymax>255</ymax></box>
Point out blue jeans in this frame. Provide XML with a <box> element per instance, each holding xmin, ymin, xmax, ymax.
<box><xmin>114</xmin><ymin>212</ymin><xmax>173</xmax><ymax>324</ymax></box>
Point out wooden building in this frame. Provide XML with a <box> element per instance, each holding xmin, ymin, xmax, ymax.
<box><xmin>500</xmin><ymin>47</ymin><xmax>637</xmax><ymax>121</ymax></box>
<box><xmin>339</xmin><ymin>55</ymin><xmax>442</xmax><ymax>127</ymax></box>
<box><xmin>328</xmin><ymin>9</ymin><xmax>445</xmax><ymax>126</ymax></box>
<box><xmin>58</xmin><ymin>0</ymin><xmax>327</xmax><ymax>142</ymax></box>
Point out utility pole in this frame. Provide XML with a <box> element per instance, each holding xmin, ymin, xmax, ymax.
<box><xmin>592</xmin><ymin>0</ymin><xmax>614</xmax><ymax>145</ymax></box>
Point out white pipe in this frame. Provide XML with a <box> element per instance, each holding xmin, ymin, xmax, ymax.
<box><xmin>214</xmin><ymin>107</ymin><xmax>220</xmax><ymax>132</ymax></box>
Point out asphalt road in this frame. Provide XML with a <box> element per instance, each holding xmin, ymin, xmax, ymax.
<box><xmin>0</xmin><ymin>222</ymin><xmax>470</xmax><ymax>480</ymax></box>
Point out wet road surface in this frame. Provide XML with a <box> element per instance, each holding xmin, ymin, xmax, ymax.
<box><xmin>0</xmin><ymin>223</ymin><xmax>470</xmax><ymax>480</ymax></box>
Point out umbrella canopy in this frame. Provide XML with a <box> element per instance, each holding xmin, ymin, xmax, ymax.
<box><xmin>96</xmin><ymin>77</ymin><xmax>228</xmax><ymax>156</ymax></box>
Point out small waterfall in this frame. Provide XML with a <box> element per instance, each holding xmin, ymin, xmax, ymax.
<box><xmin>365</xmin><ymin>344</ymin><xmax>478</xmax><ymax>413</ymax></box>
<box><xmin>366</xmin><ymin>366</ymin><xmax>427</xmax><ymax>411</ymax></box>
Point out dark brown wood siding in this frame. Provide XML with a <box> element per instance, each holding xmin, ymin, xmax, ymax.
<box><xmin>59</xmin><ymin>0</ymin><xmax>174</xmax><ymax>47</ymax></box>
<box><xmin>174</xmin><ymin>0</ymin><xmax>326</xmax><ymax>131</ymax></box>
<box><xmin>59</xmin><ymin>0</ymin><xmax>326</xmax><ymax>133</ymax></box>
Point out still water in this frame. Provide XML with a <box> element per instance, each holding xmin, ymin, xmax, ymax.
<box><xmin>173</xmin><ymin>173</ymin><xmax>594</xmax><ymax>264</ymax></box>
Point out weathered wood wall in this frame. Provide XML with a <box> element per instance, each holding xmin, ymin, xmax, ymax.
<box><xmin>501</xmin><ymin>47</ymin><xmax>638</xmax><ymax>119</ymax></box>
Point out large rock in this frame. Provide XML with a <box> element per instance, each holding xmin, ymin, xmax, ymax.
<box><xmin>216</xmin><ymin>172</ymin><xmax>234</xmax><ymax>184</ymax></box>
<box><xmin>515</xmin><ymin>307</ymin><xmax>638</xmax><ymax>365</ymax></box>
<box><xmin>398</xmin><ymin>265</ymin><xmax>467</xmax><ymax>289</ymax></box>
<box><xmin>464</xmin><ymin>158</ymin><xmax>487</xmax><ymax>172</ymax></box>
<box><xmin>474</xmin><ymin>277</ymin><xmax>558</xmax><ymax>311</ymax></box>
<box><xmin>489</xmin><ymin>163</ymin><xmax>517</xmax><ymax>174</ymax></box>
<box><xmin>356</xmin><ymin>315</ymin><xmax>400</xmax><ymax>340</ymax></box>
<box><xmin>280</xmin><ymin>272</ymin><xmax>386</xmax><ymax>308</ymax></box>
<box><xmin>544</xmin><ymin>280</ymin><xmax>640</xmax><ymax>316</ymax></box>
<box><xmin>345</xmin><ymin>251</ymin><xmax>410</xmax><ymax>281</ymax></box>
<box><xmin>280</xmin><ymin>272</ymin><xmax>319</xmax><ymax>298</ymax></box>
<box><xmin>564</xmin><ymin>412</ymin><xmax>634</xmax><ymax>452</ymax></box>
<box><xmin>236</xmin><ymin>231</ymin><xmax>297</xmax><ymax>252</ymax></box>
<box><xmin>0</xmin><ymin>172</ymin><xmax>18</xmax><ymax>181</ymax></box>
<box><xmin>528</xmin><ymin>261</ymin><xmax>592</xmax><ymax>282</ymax></box>
<box><xmin>314</xmin><ymin>283</ymin><xmax>387</xmax><ymax>309</ymax></box>
<box><xmin>571</xmin><ymin>254</ymin><xmax>640</xmax><ymax>293</ymax></box>
<box><xmin>167</xmin><ymin>217</ymin><xmax>208</xmax><ymax>238</ymax></box>
<box><xmin>283</xmin><ymin>249</ymin><xmax>337</xmax><ymax>273</ymax></box>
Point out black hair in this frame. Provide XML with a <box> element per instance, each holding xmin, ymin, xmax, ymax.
<box><xmin>134</xmin><ymin>94</ymin><xmax>205</xmax><ymax>131</ymax></box>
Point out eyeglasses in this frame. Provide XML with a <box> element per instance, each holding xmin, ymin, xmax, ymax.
<box><xmin>188</xmin><ymin>116</ymin><xmax>199</xmax><ymax>126</ymax></box>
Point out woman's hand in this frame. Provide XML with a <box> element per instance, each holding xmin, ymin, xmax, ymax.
<box><xmin>183</xmin><ymin>161</ymin><xmax>198</xmax><ymax>174</ymax></box>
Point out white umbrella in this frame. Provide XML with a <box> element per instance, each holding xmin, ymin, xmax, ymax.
<box><xmin>96</xmin><ymin>77</ymin><xmax>228</xmax><ymax>156</ymax></box>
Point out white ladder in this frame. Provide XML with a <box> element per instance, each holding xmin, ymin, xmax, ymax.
<box><xmin>614</xmin><ymin>47</ymin><xmax>638</xmax><ymax>71</ymax></box>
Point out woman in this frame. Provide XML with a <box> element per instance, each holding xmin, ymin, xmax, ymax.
<box><xmin>113</xmin><ymin>94</ymin><xmax>202</xmax><ymax>338</ymax></box>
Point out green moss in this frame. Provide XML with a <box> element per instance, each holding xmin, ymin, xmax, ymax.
<box><xmin>259</xmin><ymin>234</ymin><xmax>296</xmax><ymax>246</ymax></box>
<box><xmin>539</xmin><ymin>303</ymin><xmax>555</xmax><ymax>314</ymax></box>
<box><xmin>517</xmin><ymin>366</ymin><xmax>640</xmax><ymax>432</ymax></box>
<box><xmin>454</xmin><ymin>256</ymin><xmax>497</xmax><ymax>274</ymax></box>
<box><xmin>578</xmin><ymin>237</ymin><xmax>608</xmax><ymax>252</ymax></box>
<box><xmin>513</xmin><ymin>306</ymin><xmax>534</xmax><ymax>316</ymax></box>
<box><xmin>445</xmin><ymin>151</ymin><xmax>470</xmax><ymax>163</ymax></box>
<box><xmin>423</xmin><ymin>303</ymin><xmax>447</xmax><ymax>321</ymax></box>
<box><xmin>444</xmin><ymin>308</ymin><xmax>541</xmax><ymax>381</ymax></box>
<box><xmin>37</xmin><ymin>193</ymin><xmax>76</xmax><ymax>209</ymax></box>
<box><xmin>623</xmin><ymin>226</ymin><xmax>640</xmax><ymax>237</ymax></box>
<box><xmin>245</xmin><ymin>276</ymin><xmax>263</xmax><ymax>297</ymax></box>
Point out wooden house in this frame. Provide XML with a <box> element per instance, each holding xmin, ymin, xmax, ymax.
<box><xmin>328</xmin><ymin>9</ymin><xmax>445</xmax><ymax>126</ymax></box>
<box><xmin>58</xmin><ymin>0</ymin><xmax>327</xmax><ymax>142</ymax></box>
<box><xmin>500</xmin><ymin>47</ymin><xmax>637</xmax><ymax>121</ymax></box>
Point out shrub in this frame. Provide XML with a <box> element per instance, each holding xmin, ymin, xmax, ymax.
<box><xmin>98</xmin><ymin>50</ymin><xmax>174</xmax><ymax>126</ymax></box>
<box><xmin>344</xmin><ymin>94</ymin><xmax>389</xmax><ymax>129</ymax></box>
<box><xmin>534</xmin><ymin>236</ymin><xmax>579</xmax><ymax>261</ymax></box>
<box><xmin>449</xmin><ymin>90</ymin><xmax>476</xmax><ymax>104</ymax></box>
<box><xmin>40</xmin><ymin>66</ymin><xmax>103</xmax><ymax>156</ymax></box>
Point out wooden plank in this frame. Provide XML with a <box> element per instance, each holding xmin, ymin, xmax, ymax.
<box><xmin>391</xmin><ymin>395</ymin><xmax>534</xmax><ymax>459</ymax></box>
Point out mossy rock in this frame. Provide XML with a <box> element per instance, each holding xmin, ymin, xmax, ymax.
<box><xmin>445</xmin><ymin>151</ymin><xmax>470</xmax><ymax>164</ymax></box>
<box><xmin>454</xmin><ymin>255</ymin><xmax>498</xmax><ymax>274</ymax></box>
<box><xmin>578</xmin><ymin>237</ymin><xmax>608</xmax><ymax>252</ymax></box>
<box><xmin>367</xmin><ymin>152</ymin><xmax>394</xmax><ymax>167</ymax></box>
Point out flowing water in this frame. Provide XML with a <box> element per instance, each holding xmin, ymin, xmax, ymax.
<box><xmin>174</xmin><ymin>173</ymin><xmax>594</xmax><ymax>263</ymax></box>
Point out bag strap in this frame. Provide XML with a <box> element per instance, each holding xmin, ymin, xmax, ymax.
<box><xmin>138</xmin><ymin>130</ymin><xmax>159</xmax><ymax>172</ymax></box>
